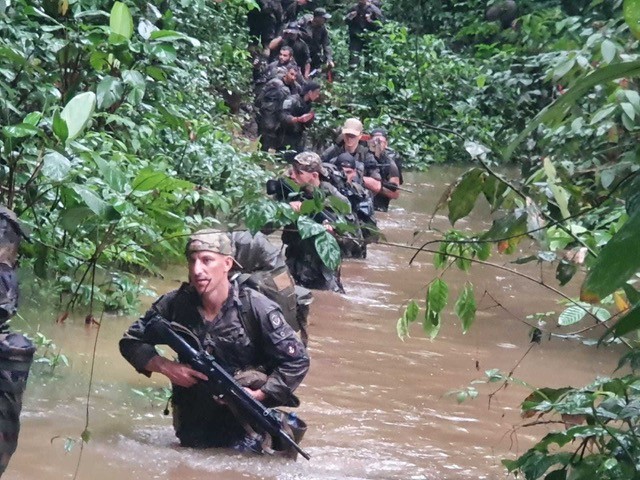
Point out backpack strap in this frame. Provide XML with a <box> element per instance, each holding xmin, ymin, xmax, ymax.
<box><xmin>238</xmin><ymin>287</ymin><xmax>261</xmax><ymax>346</ymax></box>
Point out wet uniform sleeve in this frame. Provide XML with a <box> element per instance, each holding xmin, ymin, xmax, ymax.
<box><xmin>252</xmin><ymin>294</ymin><xmax>310</xmax><ymax>404</ymax></box>
<box><xmin>119</xmin><ymin>293</ymin><xmax>174</xmax><ymax>376</ymax></box>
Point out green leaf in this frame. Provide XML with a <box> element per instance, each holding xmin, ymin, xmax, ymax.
<box><xmin>326</xmin><ymin>195</ymin><xmax>351</xmax><ymax>215</ymax></box>
<box><xmin>397</xmin><ymin>300</ymin><xmax>420</xmax><ymax>340</ymax></box>
<box><xmin>621</xmin><ymin>102</ymin><xmax>636</xmax><ymax>121</ymax></box>
<box><xmin>52</xmin><ymin>110</ymin><xmax>68</xmax><ymax>143</ymax></box>
<box><xmin>131</xmin><ymin>169</ymin><xmax>169</xmax><ymax>192</ymax></box>
<box><xmin>581</xmin><ymin>209</ymin><xmax>640</xmax><ymax>302</ymax></box>
<box><xmin>624</xmin><ymin>0</ymin><xmax>640</xmax><ymax>40</ymax></box>
<box><xmin>448</xmin><ymin>168</ymin><xmax>485</xmax><ymax>226</ymax></box>
<box><xmin>60</xmin><ymin>92</ymin><xmax>96</xmax><ymax>141</ymax></box>
<box><xmin>297</xmin><ymin>216</ymin><xmax>326</xmax><ymax>240</ymax></box>
<box><xmin>424</xmin><ymin>279</ymin><xmax>448</xmax><ymax>339</ymax></box>
<box><xmin>2</xmin><ymin>123</ymin><xmax>38</xmax><ymax>139</ymax></box>
<box><xmin>122</xmin><ymin>70</ymin><xmax>146</xmax><ymax>105</ymax></box>
<box><xmin>556</xmin><ymin>260</ymin><xmax>577</xmax><ymax>286</ymax></box>
<box><xmin>314</xmin><ymin>231</ymin><xmax>340</xmax><ymax>270</ymax></box>
<box><xmin>23</xmin><ymin>112</ymin><xmax>42</xmax><ymax>126</ymax></box>
<box><xmin>505</xmin><ymin>60</ymin><xmax>640</xmax><ymax>160</ymax></box>
<box><xmin>59</xmin><ymin>206</ymin><xmax>93</xmax><ymax>232</ymax></box>
<box><xmin>455</xmin><ymin>283</ymin><xmax>476</xmax><ymax>334</ymax></box>
<box><xmin>601</xmin><ymin>39</ymin><xmax>617</xmax><ymax>64</ymax></box>
<box><xmin>611</xmin><ymin>302</ymin><xmax>640</xmax><ymax>338</ymax></box>
<box><xmin>96</xmin><ymin>76</ymin><xmax>124</xmax><ymax>110</ymax></box>
<box><xmin>72</xmin><ymin>185</ymin><xmax>108</xmax><ymax>216</ymax></box>
<box><xmin>558</xmin><ymin>305</ymin><xmax>587</xmax><ymax>326</ymax></box>
<box><xmin>42</xmin><ymin>150</ymin><xmax>71</xmax><ymax>182</ymax></box>
<box><xmin>94</xmin><ymin>157</ymin><xmax>126</xmax><ymax>192</ymax></box>
<box><xmin>150</xmin><ymin>30</ymin><xmax>201</xmax><ymax>47</ymax></box>
<box><xmin>109</xmin><ymin>2</ymin><xmax>133</xmax><ymax>41</ymax></box>
<box><xmin>150</xmin><ymin>44</ymin><xmax>177</xmax><ymax>63</ymax></box>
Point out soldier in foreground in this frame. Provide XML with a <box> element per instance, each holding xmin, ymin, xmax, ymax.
<box><xmin>119</xmin><ymin>230</ymin><xmax>309</xmax><ymax>454</ymax></box>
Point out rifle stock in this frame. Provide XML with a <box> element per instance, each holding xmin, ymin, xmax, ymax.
<box><xmin>144</xmin><ymin>317</ymin><xmax>311</xmax><ymax>460</ymax></box>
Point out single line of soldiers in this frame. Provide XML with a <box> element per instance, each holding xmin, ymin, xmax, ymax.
<box><xmin>251</xmin><ymin>1</ymin><xmax>384</xmax><ymax>154</ymax></box>
<box><xmin>267</xmin><ymin>118</ymin><xmax>404</xmax><ymax>293</ymax></box>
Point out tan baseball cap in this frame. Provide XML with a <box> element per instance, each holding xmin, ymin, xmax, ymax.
<box><xmin>341</xmin><ymin>118</ymin><xmax>363</xmax><ymax>136</ymax></box>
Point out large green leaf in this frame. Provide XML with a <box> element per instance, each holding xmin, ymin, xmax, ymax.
<box><xmin>448</xmin><ymin>168</ymin><xmax>485</xmax><ymax>226</ymax></box>
<box><xmin>96</xmin><ymin>76</ymin><xmax>124</xmax><ymax>110</ymax></box>
<box><xmin>60</xmin><ymin>92</ymin><xmax>96</xmax><ymax>141</ymax></box>
<box><xmin>94</xmin><ymin>157</ymin><xmax>126</xmax><ymax>193</ymax></box>
<box><xmin>52</xmin><ymin>109</ymin><xmax>68</xmax><ymax>143</ymax></box>
<box><xmin>149</xmin><ymin>30</ymin><xmax>201</xmax><ymax>47</ymax></box>
<box><xmin>314</xmin><ymin>231</ymin><xmax>341</xmax><ymax>270</ymax></box>
<box><xmin>455</xmin><ymin>283</ymin><xmax>476</xmax><ymax>334</ymax></box>
<box><xmin>611</xmin><ymin>302</ymin><xmax>640</xmax><ymax>338</ymax></box>
<box><xmin>72</xmin><ymin>185</ymin><xmax>108</xmax><ymax>216</ymax></box>
<box><xmin>2</xmin><ymin>123</ymin><xmax>38</xmax><ymax>139</ymax></box>
<box><xmin>625</xmin><ymin>0</ymin><xmax>640</xmax><ymax>40</ymax></box>
<box><xmin>42</xmin><ymin>151</ymin><xmax>71</xmax><ymax>182</ymax></box>
<box><xmin>297</xmin><ymin>216</ymin><xmax>325</xmax><ymax>240</ymax></box>
<box><xmin>557</xmin><ymin>305</ymin><xmax>587</xmax><ymax>326</ymax></box>
<box><xmin>109</xmin><ymin>2</ymin><xmax>133</xmax><ymax>41</ymax></box>
<box><xmin>504</xmin><ymin>60</ymin><xmax>640</xmax><ymax>160</ymax></box>
<box><xmin>581</xmin><ymin>209</ymin><xmax>640</xmax><ymax>302</ymax></box>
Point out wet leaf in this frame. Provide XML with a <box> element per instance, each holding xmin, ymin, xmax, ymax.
<box><xmin>52</xmin><ymin>109</ymin><xmax>68</xmax><ymax>142</ymax></box>
<box><xmin>601</xmin><ymin>39</ymin><xmax>617</xmax><ymax>64</ymax></box>
<box><xmin>150</xmin><ymin>30</ymin><xmax>201</xmax><ymax>47</ymax></box>
<box><xmin>97</xmin><ymin>75</ymin><xmax>124</xmax><ymax>110</ymax></box>
<box><xmin>558</xmin><ymin>305</ymin><xmax>587</xmax><ymax>326</ymax></box>
<box><xmin>455</xmin><ymin>283</ymin><xmax>476</xmax><ymax>334</ymax></box>
<box><xmin>42</xmin><ymin>150</ymin><xmax>71</xmax><ymax>182</ymax></box>
<box><xmin>314</xmin><ymin>230</ymin><xmax>340</xmax><ymax>270</ymax></box>
<box><xmin>447</xmin><ymin>168</ymin><xmax>485</xmax><ymax>226</ymax></box>
<box><xmin>72</xmin><ymin>185</ymin><xmax>108</xmax><ymax>216</ymax></box>
<box><xmin>397</xmin><ymin>300</ymin><xmax>420</xmax><ymax>340</ymax></box>
<box><xmin>2</xmin><ymin>123</ymin><xmax>38</xmax><ymax>139</ymax></box>
<box><xmin>581</xmin><ymin>209</ymin><xmax>640</xmax><ymax>302</ymax></box>
<box><xmin>424</xmin><ymin>279</ymin><xmax>448</xmax><ymax>339</ymax></box>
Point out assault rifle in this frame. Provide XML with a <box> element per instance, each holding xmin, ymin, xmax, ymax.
<box><xmin>144</xmin><ymin>316</ymin><xmax>311</xmax><ymax>460</ymax></box>
<box><xmin>266</xmin><ymin>177</ymin><xmax>338</xmax><ymax>224</ymax></box>
<box><xmin>381</xmin><ymin>181</ymin><xmax>413</xmax><ymax>193</ymax></box>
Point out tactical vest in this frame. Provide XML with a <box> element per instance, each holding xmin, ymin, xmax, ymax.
<box><xmin>0</xmin><ymin>207</ymin><xmax>24</xmax><ymax>323</ymax></box>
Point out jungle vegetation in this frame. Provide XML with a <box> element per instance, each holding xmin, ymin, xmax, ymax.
<box><xmin>2</xmin><ymin>0</ymin><xmax>640</xmax><ymax>477</ymax></box>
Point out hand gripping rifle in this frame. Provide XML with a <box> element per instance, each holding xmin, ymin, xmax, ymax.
<box><xmin>144</xmin><ymin>316</ymin><xmax>311</xmax><ymax>460</ymax></box>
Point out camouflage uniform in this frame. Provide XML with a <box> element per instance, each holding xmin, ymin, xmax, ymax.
<box><xmin>0</xmin><ymin>207</ymin><xmax>34</xmax><ymax>477</ymax></box>
<box><xmin>344</xmin><ymin>1</ymin><xmax>383</xmax><ymax>64</ymax></box>
<box><xmin>256</xmin><ymin>77</ymin><xmax>299</xmax><ymax>151</ymax></box>
<box><xmin>119</xmin><ymin>280</ymin><xmax>309</xmax><ymax>448</ymax></box>
<box><xmin>322</xmin><ymin>142</ymin><xmax>381</xmax><ymax>180</ymax></box>
<box><xmin>248</xmin><ymin>0</ymin><xmax>283</xmax><ymax>47</ymax></box>
<box><xmin>280</xmin><ymin>92</ymin><xmax>313</xmax><ymax>153</ymax></box>
<box><xmin>299</xmin><ymin>9</ymin><xmax>333</xmax><ymax>70</ymax></box>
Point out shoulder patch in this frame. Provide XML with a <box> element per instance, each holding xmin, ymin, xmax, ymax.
<box><xmin>269</xmin><ymin>310</ymin><xmax>285</xmax><ymax>329</ymax></box>
<box><xmin>282</xmin><ymin>98</ymin><xmax>295</xmax><ymax>110</ymax></box>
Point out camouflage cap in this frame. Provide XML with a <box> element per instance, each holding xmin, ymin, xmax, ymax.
<box><xmin>293</xmin><ymin>151</ymin><xmax>328</xmax><ymax>177</ymax></box>
<box><xmin>186</xmin><ymin>230</ymin><xmax>235</xmax><ymax>257</ymax></box>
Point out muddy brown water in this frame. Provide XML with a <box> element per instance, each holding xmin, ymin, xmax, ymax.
<box><xmin>6</xmin><ymin>167</ymin><xmax>624</xmax><ymax>480</ymax></box>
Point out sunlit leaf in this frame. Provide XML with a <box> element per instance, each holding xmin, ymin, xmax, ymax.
<box><xmin>2</xmin><ymin>123</ymin><xmax>38</xmax><ymax>138</ymax></box>
<box><xmin>109</xmin><ymin>1</ymin><xmax>133</xmax><ymax>41</ymax></box>
<box><xmin>150</xmin><ymin>30</ymin><xmax>201</xmax><ymax>47</ymax></box>
<box><xmin>96</xmin><ymin>75</ymin><xmax>124</xmax><ymax>110</ymax></box>
<box><xmin>52</xmin><ymin>109</ymin><xmax>68</xmax><ymax>142</ymax></box>
<box><xmin>60</xmin><ymin>91</ymin><xmax>96</xmax><ymax>141</ymax></box>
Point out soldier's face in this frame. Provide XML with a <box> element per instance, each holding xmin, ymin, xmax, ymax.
<box><xmin>342</xmin><ymin>167</ymin><xmax>357</xmax><ymax>183</ymax></box>
<box><xmin>307</xmin><ymin>89</ymin><xmax>320</xmax><ymax>102</ymax></box>
<box><xmin>188</xmin><ymin>251</ymin><xmax>233</xmax><ymax>296</ymax></box>
<box><xmin>289</xmin><ymin>166</ymin><xmax>319</xmax><ymax>187</ymax></box>
<box><xmin>284</xmin><ymin>69</ymin><xmax>297</xmax><ymax>85</ymax></box>
<box><xmin>343</xmin><ymin>133</ymin><xmax>360</xmax><ymax>151</ymax></box>
<box><xmin>279</xmin><ymin>49</ymin><xmax>292</xmax><ymax>63</ymax></box>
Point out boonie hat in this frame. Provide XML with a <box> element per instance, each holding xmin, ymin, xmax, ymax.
<box><xmin>293</xmin><ymin>151</ymin><xmax>328</xmax><ymax>177</ymax></box>
<box><xmin>341</xmin><ymin>118</ymin><xmax>363</xmax><ymax>136</ymax></box>
<box><xmin>335</xmin><ymin>152</ymin><xmax>356</xmax><ymax>169</ymax></box>
<box><xmin>186</xmin><ymin>230</ymin><xmax>235</xmax><ymax>257</ymax></box>
<box><xmin>313</xmin><ymin>7</ymin><xmax>331</xmax><ymax>19</ymax></box>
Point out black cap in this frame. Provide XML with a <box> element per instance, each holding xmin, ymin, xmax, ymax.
<box><xmin>335</xmin><ymin>152</ymin><xmax>356</xmax><ymax>169</ymax></box>
<box><xmin>314</xmin><ymin>7</ymin><xmax>331</xmax><ymax>19</ymax></box>
<box><xmin>301</xmin><ymin>81</ymin><xmax>321</xmax><ymax>95</ymax></box>
<box><xmin>283</xmin><ymin>22</ymin><xmax>301</xmax><ymax>33</ymax></box>
<box><xmin>370</xmin><ymin>127</ymin><xmax>388</xmax><ymax>137</ymax></box>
